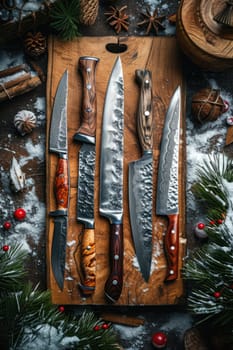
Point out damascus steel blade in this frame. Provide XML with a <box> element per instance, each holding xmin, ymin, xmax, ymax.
<box><xmin>128</xmin><ymin>154</ymin><xmax>153</xmax><ymax>282</ymax></box>
<box><xmin>99</xmin><ymin>56</ymin><xmax>124</xmax><ymax>222</ymax></box>
<box><xmin>51</xmin><ymin>215</ymin><xmax>68</xmax><ymax>290</ymax></box>
<box><xmin>49</xmin><ymin>70</ymin><xmax>68</xmax><ymax>155</ymax></box>
<box><xmin>77</xmin><ymin>143</ymin><xmax>95</xmax><ymax>228</ymax></box>
<box><xmin>156</xmin><ymin>86</ymin><xmax>181</xmax><ymax>216</ymax></box>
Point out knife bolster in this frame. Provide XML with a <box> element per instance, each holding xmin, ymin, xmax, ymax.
<box><xmin>73</xmin><ymin>132</ymin><xmax>95</xmax><ymax>145</ymax></box>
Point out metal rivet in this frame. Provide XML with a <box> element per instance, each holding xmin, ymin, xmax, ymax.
<box><xmin>86</xmin><ymin>83</ymin><xmax>92</xmax><ymax>90</ymax></box>
<box><xmin>112</xmin><ymin>280</ymin><xmax>118</xmax><ymax>285</ymax></box>
<box><xmin>171</xmin><ymin>229</ymin><xmax>176</xmax><ymax>234</ymax></box>
<box><xmin>114</xmin><ymin>254</ymin><xmax>119</xmax><ymax>260</ymax></box>
<box><xmin>86</xmin><ymin>245</ymin><xmax>91</xmax><ymax>250</ymax></box>
<box><xmin>86</xmin><ymin>67</ymin><xmax>91</xmax><ymax>72</ymax></box>
<box><xmin>170</xmin><ymin>245</ymin><xmax>175</xmax><ymax>250</ymax></box>
<box><xmin>169</xmin><ymin>270</ymin><xmax>174</xmax><ymax>275</ymax></box>
<box><xmin>144</xmin><ymin>110</ymin><xmax>150</xmax><ymax>117</ymax></box>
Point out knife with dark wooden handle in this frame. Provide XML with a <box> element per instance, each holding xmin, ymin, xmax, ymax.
<box><xmin>74</xmin><ymin>56</ymin><xmax>99</xmax><ymax>295</ymax></box>
<box><xmin>99</xmin><ymin>56</ymin><xmax>124</xmax><ymax>303</ymax></box>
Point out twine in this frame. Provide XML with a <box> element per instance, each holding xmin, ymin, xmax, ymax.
<box><xmin>80</xmin><ymin>0</ymin><xmax>99</xmax><ymax>25</ymax></box>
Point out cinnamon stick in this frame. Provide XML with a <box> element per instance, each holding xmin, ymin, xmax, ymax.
<box><xmin>101</xmin><ymin>313</ymin><xmax>145</xmax><ymax>327</ymax></box>
<box><xmin>0</xmin><ymin>73</ymin><xmax>31</xmax><ymax>92</ymax></box>
<box><xmin>0</xmin><ymin>76</ymin><xmax>42</xmax><ymax>102</ymax></box>
<box><xmin>0</xmin><ymin>64</ymin><xmax>30</xmax><ymax>78</ymax></box>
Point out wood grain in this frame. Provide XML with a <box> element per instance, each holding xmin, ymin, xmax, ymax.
<box><xmin>176</xmin><ymin>0</ymin><xmax>233</xmax><ymax>71</ymax></box>
<box><xmin>46</xmin><ymin>36</ymin><xmax>186</xmax><ymax>305</ymax></box>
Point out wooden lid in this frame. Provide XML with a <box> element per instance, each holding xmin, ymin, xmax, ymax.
<box><xmin>176</xmin><ymin>0</ymin><xmax>233</xmax><ymax>71</ymax></box>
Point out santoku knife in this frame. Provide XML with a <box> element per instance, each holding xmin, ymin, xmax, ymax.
<box><xmin>73</xmin><ymin>56</ymin><xmax>99</xmax><ymax>296</ymax></box>
<box><xmin>156</xmin><ymin>85</ymin><xmax>181</xmax><ymax>282</ymax></box>
<box><xmin>49</xmin><ymin>70</ymin><xmax>69</xmax><ymax>290</ymax></box>
<box><xmin>99</xmin><ymin>56</ymin><xmax>124</xmax><ymax>303</ymax></box>
<box><xmin>128</xmin><ymin>69</ymin><xmax>153</xmax><ymax>282</ymax></box>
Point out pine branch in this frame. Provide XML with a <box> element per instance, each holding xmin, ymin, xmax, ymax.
<box><xmin>0</xmin><ymin>244</ymin><xmax>27</xmax><ymax>295</ymax></box>
<box><xmin>183</xmin><ymin>153</ymin><xmax>233</xmax><ymax>337</ymax></box>
<box><xmin>49</xmin><ymin>0</ymin><xmax>81</xmax><ymax>41</ymax></box>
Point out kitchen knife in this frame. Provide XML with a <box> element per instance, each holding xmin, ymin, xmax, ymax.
<box><xmin>128</xmin><ymin>69</ymin><xmax>153</xmax><ymax>282</ymax></box>
<box><xmin>99</xmin><ymin>56</ymin><xmax>124</xmax><ymax>303</ymax></box>
<box><xmin>49</xmin><ymin>70</ymin><xmax>69</xmax><ymax>290</ymax></box>
<box><xmin>73</xmin><ymin>56</ymin><xmax>99</xmax><ymax>296</ymax></box>
<box><xmin>156</xmin><ymin>86</ymin><xmax>181</xmax><ymax>282</ymax></box>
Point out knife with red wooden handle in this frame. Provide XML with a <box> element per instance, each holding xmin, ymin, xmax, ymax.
<box><xmin>156</xmin><ymin>86</ymin><xmax>181</xmax><ymax>281</ymax></box>
<box><xmin>49</xmin><ymin>70</ymin><xmax>69</xmax><ymax>290</ymax></box>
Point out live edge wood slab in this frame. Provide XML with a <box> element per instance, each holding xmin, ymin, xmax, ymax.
<box><xmin>46</xmin><ymin>36</ymin><xmax>187</xmax><ymax>305</ymax></box>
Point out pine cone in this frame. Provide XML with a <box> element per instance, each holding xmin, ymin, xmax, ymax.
<box><xmin>23</xmin><ymin>32</ymin><xmax>47</xmax><ymax>59</ymax></box>
<box><xmin>79</xmin><ymin>0</ymin><xmax>99</xmax><ymax>25</ymax></box>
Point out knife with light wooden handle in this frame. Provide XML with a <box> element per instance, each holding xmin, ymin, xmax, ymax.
<box><xmin>74</xmin><ymin>56</ymin><xmax>99</xmax><ymax>295</ymax></box>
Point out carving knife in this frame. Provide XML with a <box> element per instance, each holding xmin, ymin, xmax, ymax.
<box><xmin>49</xmin><ymin>70</ymin><xmax>69</xmax><ymax>290</ymax></box>
<box><xmin>156</xmin><ymin>86</ymin><xmax>181</xmax><ymax>282</ymax></box>
<box><xmin>99</xmin><ymin>56</ymin><xmax>124</xmax><ymax>303</ymax></box>
<box><xmin>128</xmin><ymin>69</ymin><xmax>153</xmax><ymax>282</ymax></box>
<box><xmin>73</xmin><ymin>56</ymin><xmax>99</xmax><ymax>296</ymax></box>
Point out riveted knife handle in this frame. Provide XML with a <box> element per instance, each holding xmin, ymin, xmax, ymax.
<box><xmin>78</xmin><ymin>228</ymin><xmax>96</xmax><ymax>295</ymax></box>
<box><xmin>164</xmin><ymin>214</ymin><xmax>179</xmax><ymax>281</ymax></box>
<box><xmin>105</xmin><ymin>223</ymin><xmax>123</xmax><ymax>303</ymax></box>
<box><xmin>75</xmin><ymin>56</ymin><xmax>99</xmax><ymax>141</ymax></box>
<box><xmin>54</xmin><ymin>155</ymin><xmax>69</xmax><ymax>210</ymax></box>
<box><xmin>135</xmin><ymin>69</ymin><xmax>153</xmax><ymax>152</ymax></box>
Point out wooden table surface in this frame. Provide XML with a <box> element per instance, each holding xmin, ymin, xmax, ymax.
<box><xmin>0</xmin><ymin>1</ymin><xmax>232</xmax><ymax>349</ymax></box>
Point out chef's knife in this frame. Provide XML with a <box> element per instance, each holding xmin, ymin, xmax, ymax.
<box><xmin>156</xmin><ymin>86</ymin><xmax>181</xmax><ymax>282</ymax></box>
<box><xmin>49</xmin><ymin>70</ymin><xmax>69</xmax><ymax>290</ymax></box>
<box><xmin>73</xmin><ymin>56</ymin><xmax>99</xmax><ymax>296</ymax></box>
<box><xmin>128</xmin><ymin>69</ymin><xmax>153</xmax><ymax>282</ymax></box>
<box><xmin>99</xmin><ymin>56</ymin><xmax>124</xmax><ymax>303</ymax></box>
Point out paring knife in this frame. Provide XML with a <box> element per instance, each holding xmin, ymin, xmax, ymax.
<box><xmin>99</xmin><ymin>56</ymin><xmax>124</xmax><ymax>303</ymax></box>
<box><xmin>128</xmin><ymin>69</ymin><xmax>153</xmax><ymax>282</ymax></box>
<box><xmin>49</xmin><ymin>70</ymin><xmax>69</xmax><ymax>290</ymax></box>
<box><xmin>156</xmin><ymin>86</ymin><xmax>181</xmax><ymax>282</ymax></box>
<box><xmin>73</xmin><ymin>56</ymin><xmax>99</xmax><ymax>296</ymax></box>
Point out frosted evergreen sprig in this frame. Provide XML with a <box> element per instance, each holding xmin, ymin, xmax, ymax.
<box><xmin>183</xmin><ymin>153</ymin><xmax>233</xmax><ymax>337</ymax></box>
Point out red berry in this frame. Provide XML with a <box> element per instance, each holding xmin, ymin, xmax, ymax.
<box><xmin>3</xmin><ymin>221</ymin><xmax>11</xmax><ymax>230</ymax></box>
<box><xmin>209</xmin><ymin>220</ymin><xmax>215</xmax><ymax>226</ymax></box>
<box><xmin>58</xmin><ymin>305</ymin><xmax>65</xmax><ymax>312</ymax></box>
<box><xmin>14</xmin><ymin>208</ymin><xmax>26</xmax><ymax>220</ymax></box>
<box><xmin>93</xmin><ymin>325</ymin><xmax>100</xmax><ymax>331</ymax></box>
<box><xmin>197</xmin><ymin>222</ymin><xmax>205</xmax><ymax>230</ymax></box>
<box><xmin>214</xmin><ymin>291</ymin><xmax>221</xmax><ymax>298</ymax></box>
<box><xmin>102</xmin><ymin>323</ymin><xmax>110</xmax><ymax>330</ymax></box>
<box><xmin>217</xmin><ymin>219</ymin><xmax>223</xmax><ymax>224</ymax></box>
<box><xmin>152</xmin><ymin>332</ymin><xmax>167</xmax><ymax>348</ymax></box>
<box><xmin>2</xmin><ymin>245</ymin><xmax>9</xmax><ymax>252</ymax></box>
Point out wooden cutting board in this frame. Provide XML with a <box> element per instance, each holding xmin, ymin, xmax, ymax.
<box><xmin>46</xmin><ymin>36</ymin><xmax>187</xmax><ymax>305</ymax></box>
